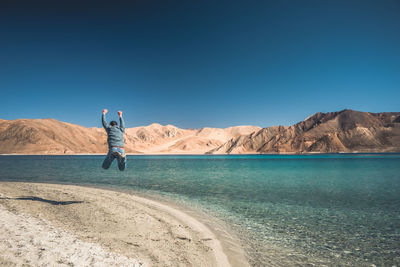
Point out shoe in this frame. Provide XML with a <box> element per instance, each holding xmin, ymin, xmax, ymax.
<box><xmin>112</xmin><ymin>151</ymin><xmax>126</xmax><ymax>159</ymax></box>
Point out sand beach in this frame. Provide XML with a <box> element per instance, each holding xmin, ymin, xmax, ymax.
<box><xmin>0</xmin><ymin>182</ymin><xmax>248</xmax><ymax>266</ymax></box>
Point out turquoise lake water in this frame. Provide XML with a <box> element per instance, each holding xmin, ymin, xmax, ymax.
<box><xmin>0</xmin><ymin>154</ymin><xmax>399</xmax><ymax>266</ymax></box>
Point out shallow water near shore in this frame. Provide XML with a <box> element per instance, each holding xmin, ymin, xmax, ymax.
<box><xmin>1</xmin><ymin>154</ymin><xmax>399</xmax><ymax>266</ymax></box>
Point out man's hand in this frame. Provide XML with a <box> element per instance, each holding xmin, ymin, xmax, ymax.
<box><xmin>117</xmin><ymin>111</ymin><xmax>123</xmax><ymax>117</ymax></box>
<box><xmin>103</xmin><ymin>109</ymin><xmax>108</xmax><ymax>114</ymax></box>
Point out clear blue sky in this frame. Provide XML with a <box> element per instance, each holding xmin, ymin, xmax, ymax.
<box><xmin>1</xmin><ymin>0</ymin><xmax>399</xmax><ymax>128</ymax></box>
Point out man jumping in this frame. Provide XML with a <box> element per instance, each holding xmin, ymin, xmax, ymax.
<box><xmin>101</xmin><ymin>109</ymin><xmax>126</xmax><ymax>171</ymax></box>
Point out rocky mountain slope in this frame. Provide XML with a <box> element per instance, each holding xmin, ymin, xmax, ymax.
<box><xmin>0</xmin><ymin>110</ymin><xmax>399</xmax><ymax>154</ymax></box>
<box><xmin>209</xmin><ymin>110</ymin><xmax>400</xmax><ymax>154</ymax></box>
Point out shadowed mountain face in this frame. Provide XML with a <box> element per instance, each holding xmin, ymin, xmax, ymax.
<box><xmin>210</xmin><ymin>110</ymin><xmax>400</xmax><ymax>154</ymax></box>
<box><xmin>0</xmin><ymin>110</ymin><xmax>399</xmax><ymax>154</ymax></box>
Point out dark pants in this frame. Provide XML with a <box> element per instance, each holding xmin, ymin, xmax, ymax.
<box><xmin>102</xmin><ymin>147</ymin><xmax>126</xmax><ymax>171</ymax></box>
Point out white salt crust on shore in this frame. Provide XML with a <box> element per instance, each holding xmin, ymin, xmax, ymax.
<box><xmin>0</xmin><ymin>182</ymin><xmax>248</xmax><ymax>267</ymax></box>
<box><xmin>0</xmin><ymin>205</ymin><xmax>143</xmax><ymax>267</ymax></box>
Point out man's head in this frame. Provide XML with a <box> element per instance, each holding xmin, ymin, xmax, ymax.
<box><xmin>110</xmin><ymin>121</ymin><xmax>118</xmax><ymax>127</ymax></box>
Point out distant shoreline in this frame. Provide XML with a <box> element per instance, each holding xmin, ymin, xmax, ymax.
<box><xmin>1</xmin><ymin>152</ymin><xmax>400</xmax><ymax>156</ymax></box>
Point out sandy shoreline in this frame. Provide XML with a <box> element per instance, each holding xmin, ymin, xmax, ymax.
<box><xmin>0</xmin><ymin>182</ymin><xmax>248</xmax><ymax>266</ymax></box>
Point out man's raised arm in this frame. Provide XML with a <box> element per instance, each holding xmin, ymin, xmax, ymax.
<box><xmin>118</xmin><ymin>111</ymin><xmax>125</xmax><ymax>132</ymax></box>
<box><xmin>102</xmin><ymin>109</ymin><xmax>109</xmax><ymax>130</ymax></box>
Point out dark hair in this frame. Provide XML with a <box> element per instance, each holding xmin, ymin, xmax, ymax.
<box><xmin>110</xmin><ymin>121</ymin><xmax>118</xmax><ymax>126</ymax></box>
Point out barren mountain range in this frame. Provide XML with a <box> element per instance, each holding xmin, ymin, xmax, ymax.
<box><xmin>0</xmin><ymin>110</ymin><xmax>399</xmax><ymax>154</ymax></box>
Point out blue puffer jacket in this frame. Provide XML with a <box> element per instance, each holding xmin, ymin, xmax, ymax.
<box><xmin>102</xmin><ymin>114</ymin><xmax>125</xmax><ymax>148</ymax></box>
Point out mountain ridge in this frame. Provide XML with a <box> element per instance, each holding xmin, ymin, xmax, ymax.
<box><xmin>1</xmin><ymin>109</ymin><xmax>399</xmax><ymax>154</ymax></box>
<box><xmin>209</xmin><ymin>109</ymin><xmax>400</xmax><ymax>154</ymax></box>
